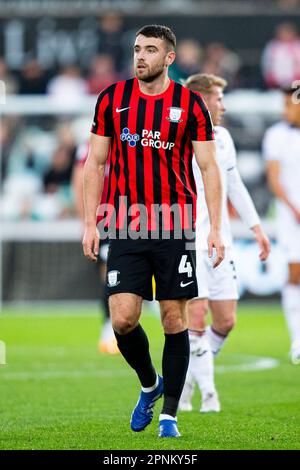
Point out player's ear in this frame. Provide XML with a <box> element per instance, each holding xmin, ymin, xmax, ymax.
<box><xmin>166</xmin><ymin>51</ymin><xmax>176</xmax><ymax>67</ymax></box>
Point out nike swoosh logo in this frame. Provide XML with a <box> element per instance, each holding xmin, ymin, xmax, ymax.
<box><xmin>180</xmin><ymin>280</ymin><xmax>194</xmax><ymax>288</ymax></box>
<box><xmin>116</xmin><ymin>107</ymin><xmax>130</xmax><ymax>113</ymax></box>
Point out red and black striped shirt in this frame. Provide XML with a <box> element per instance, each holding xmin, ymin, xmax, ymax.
<box><xmin>91</xmin><ymin>77</ymin><xmax>214</xmax><ymax>231</ymax></box>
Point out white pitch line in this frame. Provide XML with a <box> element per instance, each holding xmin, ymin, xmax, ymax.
<box><xmin>0</xmin><ymin>354</ymin><xmax>279</xmax><ymax>381</ymax></box>
<box><xmin>216</xmin><ymin>356</ymin><xmax>279</xmax><ymax>373</ymax></box>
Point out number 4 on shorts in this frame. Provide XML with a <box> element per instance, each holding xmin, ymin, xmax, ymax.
<box><xmin>178</xmin><ymin>255</ymin><xmax>193</xmax><ymax>278</ymax></box>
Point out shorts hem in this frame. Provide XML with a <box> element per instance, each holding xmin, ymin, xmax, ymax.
<box><xmin>107</xmin><ymin>289</ymin><xmax>153</xmax><ymax>301</ymax></box>
<box><xmin>156</xmin><ymin>291</ymin><xmax>198</xmax><ymax>301</ymax></box>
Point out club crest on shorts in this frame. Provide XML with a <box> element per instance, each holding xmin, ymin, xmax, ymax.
<box><xmin>107</xmin><ymin>270</ymin><xmax>120</xmax><ymax>287</ymax></box>
<box><xmin>167</xmin><ymin>107</ymin><xmax>184</xmax><ymax>123</ymax></box>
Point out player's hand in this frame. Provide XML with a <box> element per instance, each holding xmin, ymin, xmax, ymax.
<box><xmin>207</xmin><ymin>228</ymin><xmax>225</xmax><ymax>268</ymax></box>
<box><xmin>252</xmin><ymin>225</ymin><xmax>271</xmax><ymax>261</ymax></box>
<box><xmin>82</xmin><ymin>225</ymin><xmax>99</xmax><ymax>262</ymax></box>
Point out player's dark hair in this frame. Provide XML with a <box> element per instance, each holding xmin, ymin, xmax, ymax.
<box><xmin>136</xmin><ymin>24</ymin><xmax>176</xmax><ymax>51</ymax></box>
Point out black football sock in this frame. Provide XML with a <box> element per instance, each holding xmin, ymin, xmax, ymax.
<box><xmin>114</xmin><ymin>324</ymin><xmax>157</xmax><ymax>388</ymax></box>
<box><xmin>161</xmin><ymin>330</ymin><xmax>190</xmax><ymax>417</ymax></box>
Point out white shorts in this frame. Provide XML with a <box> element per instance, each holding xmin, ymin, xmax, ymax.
<box><xmin>195</xmin><ymin>248</ymin><xmax>239</xmax><ymax>301</ymax></box>
<box><xmin>277</xmin><ymin>204</ymin><xmax>300</xmax><ymax>263</ymax></box>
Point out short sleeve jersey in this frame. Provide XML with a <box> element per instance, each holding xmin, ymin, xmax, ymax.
<box><xmin>91</xmin><ymin>77</ymin><xmax>214</xmax><ymax>231</ymax></box>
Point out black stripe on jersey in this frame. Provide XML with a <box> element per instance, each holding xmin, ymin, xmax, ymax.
<box><xmin>152</xmin><ymin>99</ymin><xmax>163</xmax><ymax>207</ymax></box>
<box><xmin>119</xmin><ymin>78</ymin><xmax>134</xmax><ymax>209</ymax></box>
<box><xmin>92</xmin><ymin>85</ymin><xmax>114</xmax><ymax>134</ymax></box>
<box><xmin>104</xmin><ymin>83</ymin><xmax>117</xmax><ymax>136</ymax></box>
<box><xmin>193</xmin><ymin>93</ymin><xmax>214</xmax><ymax>140</ymax></box>
<box><xmin>187</xmin><ymin>92</ymin><xmax>198</xmax><ymax>141</ymax></box>
<box><xmin>166</xmin><ymin>82</ymin><xmax>182</xmax><ymax>207</ymax></box>
<box><xmin>113</xmin><ymin>135</ymin><xmax>121</xmax><ymax>224</ymax></box>
<box><xmin>135</xmin><ymin>97</ymin><xmax>147</xmax><ymax>206</ymax></box>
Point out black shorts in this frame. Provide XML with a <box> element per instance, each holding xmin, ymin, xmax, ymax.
<box><xmin>106</xmin><ymin>236</ymin><xmax>198</xmax><ymax>301</ymax></box>
<box><xmin>97</xmin><ymin>240</ymin><xmax>109</xmax><ymax>264</ymax></box>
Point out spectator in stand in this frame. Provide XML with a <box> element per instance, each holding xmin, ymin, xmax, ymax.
<box><xmin>262</xmin><ymin>23</ymin><xmax>300</xmax><ymax>88</ymax></box>
<box><xmin>0</xmin><ymin>58</ymin><xmax>19</xmax><ymax>94</ymax></box>
<box><xmin>97</xmin><ymin>12</ymin><xmax>125</xmax><ymax>74</ymax></box>
<box><xmin>169</xmin><ymin>39</ymin><xmax>202</xmax><ymax>83</ymax></box>
<box><xmin>0</xmin><ymin>118</ymin><xmax>16</xmax><ymax>183</ymax></box>
<box><xmin>47</xmin><ymin>65</ymin><xmax>88</xmax><ymax>104</ymax></box>
<box><xmin>278</xmin><ymin>0</ymin><xmax>300</xmax><ymax>10</ymax></box>
<box><xmin>43</xmin><ymin>145</ymin><xmax>73</xmax><ymax>194</ymax></box>
<box><xmin>87</xmin><ymin>54</ymin><xmax>119</xmax><ymax>95</ymax></box>
<box><xmin>19</xmin><ymin>59</ymin><xmax>48</xmax><ymax>95</ymax></box>
<box><xmin>39</xmin><ymin>144</ymin><xmax>74</xmax><ymax>219</ymax></box>
<box><xmin>202</xmin><ymin>43</ymin><xmax>241</xmax><ymax>89</ymax></box>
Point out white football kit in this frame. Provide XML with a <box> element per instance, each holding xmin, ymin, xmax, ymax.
<box><xmin>263</xmin><ymin>121</ymin><xmax>300</xmax><ymax>262</ymax></box>
<box><xmin>193</xmin><ymin>126</ymin><xmax>260</xmax><ymax>300</ymax></box>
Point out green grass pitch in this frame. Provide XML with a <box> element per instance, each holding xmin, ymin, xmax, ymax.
<box><xmin>0</xmin><ymin>303</ymin><xmax>299</xmax><ymax>450</ymax></box>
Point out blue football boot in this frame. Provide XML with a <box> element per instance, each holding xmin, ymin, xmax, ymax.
<box><xmin>158</xmin><ymin>418</ymin><xmax>181</xmax><ymax>438</ymax></box>
<box><xmin>130</xmin><ymin>375</ymin><xmax>164</xmax><ymax>432</ymax></box>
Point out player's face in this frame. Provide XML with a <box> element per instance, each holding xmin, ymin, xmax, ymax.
<box><xmin>284</xmin><ymin>95</ymin><xmax>300</xmax><ymax>127</ymax></box>
<box><xmin>134</xmin><ymin>35</ymin><xmax>175</xmax><ymax>83</ymax></box>
<box><xmin>204</xmin><ymin>86</ymin><xmax>226</xmax><ymax>126</ymax></box>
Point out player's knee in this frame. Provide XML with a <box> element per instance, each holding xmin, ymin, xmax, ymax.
<box><xmin>215</xmin><ymin>315</ymin><xmax>236</xmax><ymax>335</ymax></box>
<box><xmin>186</xmin><ymin>300</ymin><xmax>207</xmax><ymax>331</ymax></box>
<box><xmin>112</xmin><ymin>316</ymin><xmax>137</xmax><ymax>335</ymax></box>
<box><xmin>187</xmin><ymin>300</ymin><xmax>207</xmax><ymax>321</ymax></box>
<box><xmin>162</xmin><ymin>311</ymin><xmax>187</xmax><ymax>333</ymax></box>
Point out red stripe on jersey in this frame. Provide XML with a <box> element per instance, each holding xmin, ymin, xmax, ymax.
<box><xmin>125</xmin><ymin>90</ymin><xmax>139</xmax><ymax>208</ymax></box>
<box><xmin>157</xmin><ymin>80</ymin><xmax>175</xmax><ymax>231</ymax></box>
<box><xmin>142</xmin><ymin>99</ymin><xmax>155</xmax><ymax>230</ymax></box>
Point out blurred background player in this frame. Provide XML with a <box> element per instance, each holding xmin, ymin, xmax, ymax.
<box><xmin>263</xmin><ymin>86</ymin><xmax>300</xmax><ymax>365</ymax></box>
<box><xmin>72</xmin><ymin>141</ymin><xmax>119</xmax><ymax>354</ymax></box>
<box><xmin>179</xmin><ymin>74</ymin><xmax>270</xmax><ymax>413</ymax></box>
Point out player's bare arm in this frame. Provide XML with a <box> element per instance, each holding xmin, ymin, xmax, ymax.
<box><xmin>226</xmin><ymin>165</ymin><xmax>271</xmax><ymax>261</ymax></box>
<box><xmin>193</xmin><ymin>139</ymin><xmax>225</xmax><ymax>267</ymax></box>
<box><xmin>266</xmin><ymin>160</ymin><xmax>300</xmax><ymax>223</ymax></box>
<box><xmin>82</xmin><ymin>133</ymin><xmax>111</xmax><ymax>262</ymax></box>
